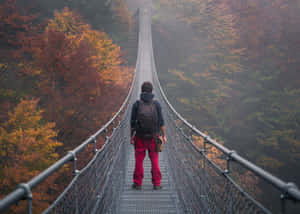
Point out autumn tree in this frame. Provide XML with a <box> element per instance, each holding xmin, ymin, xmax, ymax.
<box><xmin>0</xmin><ymin>99</ymin><xmax>62</xmax><ymax>213</ymax></box>
<box><xmin>153</xmin><ymin>1</ymin><xmax>300</xmax><ymax>211</ymax></box>
<box><xmin>18</xmin><ymin>8</ymin><xmax>133</xmax><ymax>148</ymax></box>
<box><xmin>0</xmin><ymin>0</ymin><xmax>40</xmax><ymax>123</ymax></box>
<box><xmin>0</xmin><ymin>1</ymin><xmax>133</xmax><ymax>212</ymax></box>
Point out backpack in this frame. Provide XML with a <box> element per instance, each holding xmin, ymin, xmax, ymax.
<box><xmin>136</xmin><ymin>100</ymin><xmax>158</xmax><ymax>139</ymax></box>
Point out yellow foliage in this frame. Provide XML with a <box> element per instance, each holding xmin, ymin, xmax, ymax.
<box><xmin>0</xmin><ymin>99</ymin><xmax>63</xmax><ymax>213</ymax></box>
<box><xmin>47</xmin><ymin>7</ymin><xmax>89</xmax><ymax>36</ymax></box>
<box><xmin>192</xmin><ymin>134</ymin><xmax>226</xmax><ymax>169</ymax></box>
<box><xmin>168</xmin><ymin>69</ymin><xmax>198</xmax><ymax>86</ymax></box>
<box><xmin>84</xmin><ymin>30</ymin><xmax>122</xmax><ymax>80</ymax></box>
<box><xmin>0</xmin><ymin>99</ymin><xmax>62</xmax><ymax>181</ymax></box>
<box><xmin>112</xmin><ymin>66</ymin><xmax>134</xmax><ymax>88</ymax></box>
<box><xmin>6</xmin><ymin>99</ymin><xmax>43</xmax><ymax>129</ymax></box>
<box><xmin>46</xmin><ymin>8</ymin><xmax>123</xmax><ymax>84</ymax></box>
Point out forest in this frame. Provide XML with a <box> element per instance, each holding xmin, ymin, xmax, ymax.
<box><xmin>151</xmin><ymin>0</ymin><xmax>300</xmax><ymax>211</ymax></box>
<box><xmin>1</xmin><ymin>0</ymin><xmax>300</xmax><ymax>212</ymax></box>
<box><xmin>0</xmin><ymin>0</ymin><xmax>135</xmax><ymax>212</ymax></box>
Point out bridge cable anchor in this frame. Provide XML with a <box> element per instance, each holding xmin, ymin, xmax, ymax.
<box><xmin>18</xmin><ymin>183</ymin><xmax>32</xmax><ymax>214</ymax></box>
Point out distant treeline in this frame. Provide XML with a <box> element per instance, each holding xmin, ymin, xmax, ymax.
<box><xmin>152</xmin><ymin>0</ymin><xmax>300</xmax><ymax>212</ymax></box>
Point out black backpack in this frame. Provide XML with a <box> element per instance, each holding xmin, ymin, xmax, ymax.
<box><xmin>136</xmin><ymin>100</ymin><xmax>158</xmax><ymax>139</ymax></box>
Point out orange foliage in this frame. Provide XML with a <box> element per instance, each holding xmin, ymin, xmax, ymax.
<box><xmin>0</xmin><ymin>99</ymin><xmax>62</xmax><ymax>213</ymax></box>
<box><xmin>0</xmin><ymin>0</ymin><xmax>39</xmax><ymax>60</ymax></box>
<box><xmin>0</xmin><ymin>3</ymin><xmax>133</xmax><ymax>212</ymax></box>
<box><xmin>45</xmin><ymin>7</ymin><xmax>123</xmax><ymax>82</ymax></box>
<box><xmin>192</xmin><ymin>135</ymin><xmax>226</xmax><ymax>169</ymax></box>
<box><xmin>22</xmin><ymin>8</ymin><xmax>132</xmax><ymax>146</ymax></box>
<box><xmin>46</xmin><ymin>7</ymin><xmax>89</xmax><ymax>36</ymax></box>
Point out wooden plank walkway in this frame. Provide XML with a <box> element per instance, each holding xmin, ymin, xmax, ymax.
<box><xmin>118</xmin><ymin>145</ymin><xmax>181</xmax><ymax>213</ymax></box>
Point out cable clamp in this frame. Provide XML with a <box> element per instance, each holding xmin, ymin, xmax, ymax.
<box><xmin>90</xmin><ymin>135</ymin><xmax>96</xmax><ymax>142</ymax></box>
<box><xmin>204</xmin><ymin>135</ymin><xmax>210</xmax><ymax>142</ymax></box>
<box><xmin>68</xmin><ymin>151</ymin><xmax>77</xmax><ymax>161</ymax></box>
<box><xmin>18</xmin><ymin>183</ymin><xmax>32</xmax><ymax>200</ymax></box>
<box><xmin>227</xmin><ymin>150</ymin><xmax>237</xmax><ymax>159</ymax></box>
<box><xmin>283</xmin><ymin>182</ymin><xmax>299</xmax><ymax>201</ymax></box>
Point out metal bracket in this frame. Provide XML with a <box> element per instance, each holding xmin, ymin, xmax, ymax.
<box><xmin>224</xmin><ymin>150</ymin><xmax>236</xmax><ymax>175</ymax></box>
<box><xmin>112</xmin><ymin>120</ymin><xmax>116</xmax><ymax>130</ymax></box>
<box><xmin>202</xmin><ymin>136</ymin><xmax>210</xmax><ymax>153</ymax></box>
<box><xmin>105</xmin><ymin>128</ymin><xmax>109</xmax><ymax>141</ymax></box>
<box><xmin>68</xmin><ymin>150</ymin><xmax>76</xmax><ymax>160</ymax></box>
<box><xmin>68</xmin><ymin>151</ymin><xmax>80</xmax><ymax>176</ymax></box>
<box><xmin>280</xmin><ymin>193</ymin><xmax>287</xmax><ymax>214</ymax></box>
<box><xmin>228</xmin><ymin>150</ymin><xmax>237</xmax><ymax>159</ymax></box>
<box><xmin>283</xmin><ymin>182</ymin><xmax>299</xmax><ymax>202</ymax></box>
<box><xmin>18</xmin><ymin>183</ymin><xmax>32</xmax><ymax>214</ymax></box>
<box><xmin>91</xmin><ymin>136</ymin><xmax>98</xmax><ymax>154</ymax></box>
<box><xmin>204</xmin><ymin>135</ymin><xmax>210</xmax><ymax>143</ymax></box>
<box><xmin>18</xmin><ymin>183</ymin><xmax>32</xmax><ymax>200</ymax></box>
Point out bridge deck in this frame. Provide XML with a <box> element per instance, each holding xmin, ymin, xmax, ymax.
<box><xmin>118</xmin><ymin>145</ymin><xmax>181</xmax><ymax>213</ymax></box>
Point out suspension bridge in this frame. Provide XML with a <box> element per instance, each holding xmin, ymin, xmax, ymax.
<box><xmin>1</xmin><ymin>4</ymin><xmax>300</xmax><ymax>214</ymax></box>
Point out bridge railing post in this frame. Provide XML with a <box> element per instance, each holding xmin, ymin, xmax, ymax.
<box><xmin>18</xmin><ymin>183</ymin><xmax>32</xmax><ymax>214</ymax></box>
<box><xmin>67</xmin><ymin>151</ymin><xmax>80</xmax><ymax>214</ymax></box>
<box><xmin>202</xmin><ymin>136</ymin><xmax>208</xmax><ymax>213</ymax></box>
<box><xmin>105</xmin><ymin>128</ymin><xmax>108</xmax><ymax>141</ymax></box>
<box><xmin>224</xmin><ymin>151</ymin><xmax>236</xmax><ymax>214</ymax></box>
<box><xmin>281</xmin><ymin>194</ymin><xmax>286</xmax><ymax>214</ymax></box>
<box><xmin>93</xmin><ymin>137</ymin><xmax>98</xmax><ymax>155</ymax></box>
<box><xmin>224</xmin><ymin>150</ymin><xmax>236</xmax><ymax>175</ymax></box>
<box><xmin>112</xmin><ymin>120</ymin><xmax>115</xmax><ymax>131</ymax></box>
<box><xmin>68</xmin><ymin>151</ymin><xmax>80</xmax><ymax>176</ymax></box>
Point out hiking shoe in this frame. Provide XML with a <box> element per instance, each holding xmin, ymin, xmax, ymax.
<box><xmin>132</xmin><ymin>183</ymin><xmax>141</xmax><ymax>190</ymax></box>
<box><xmin>153</xmin><ymin>185</ymin><xmax>162</xmax><ymax>190</ymax></box>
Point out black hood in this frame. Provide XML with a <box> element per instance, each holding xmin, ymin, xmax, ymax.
<box><xmin>140</xmin><ymin>92</ymin><xmax>154</xmax><ymax>103</ymax></box>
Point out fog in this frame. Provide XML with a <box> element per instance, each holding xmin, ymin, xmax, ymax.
<box><xmin>127</xmin><ymin>0</ymin><xmax>300</xmax><ymax>213</ymax></box>
<box><xmin>0</xmin><ymin>0</ymin><xmax>299</xmax><ymax>212</ymax></box>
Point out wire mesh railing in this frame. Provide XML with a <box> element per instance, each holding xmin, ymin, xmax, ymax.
<box><xmin>151</xmin><ymin>22</ymin><xmax>300</xmax><ymax>213</ymax></box>
<box><xmin>0</xmin><ymin>5</ymin><xmax>142</xmax><ymax>214</ymax></box>
<box><xmin>43</xmin><ymin>105</ymin><xmax>132</xmax><ymax>214</ymax></box>
<box><xmin>1</xmin><ymin>3</ymin><xmax>300</xmax><ymax>214</ymax></box>
<box><xmin>0</xmin><ymin>50</ymin><xmax>138</xmax><ymax>214</ymax></box>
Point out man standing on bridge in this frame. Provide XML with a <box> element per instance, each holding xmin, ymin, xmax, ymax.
<box><xmin>130</xmin><ymin>81</ymin><xmax>167</xmax><ymax>190</ymax></box>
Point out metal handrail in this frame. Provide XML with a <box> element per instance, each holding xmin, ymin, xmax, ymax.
<box><xmin>1</xmin><ymin>3</ymin><xmax>300</xmax><ymax>213</ymax></box>
<box><xmin>0</xmin><ymin>66</ymin><xmax>137</xmax><ymax>213</ymax></box>
<box><xmin>152</xmin><ymin>55</ymin><xmax>300</xmax><ymax>203</ymax></box>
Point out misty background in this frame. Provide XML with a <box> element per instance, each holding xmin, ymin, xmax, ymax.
<box><xmin>127</xmin><ymin>0</ymin><xmax>300</xmax><ymax>212</ymax></box>
<box><xmin>0</xmin><ymin>0</ymin><xmax>299</xmax><ymax>213</ymax></box>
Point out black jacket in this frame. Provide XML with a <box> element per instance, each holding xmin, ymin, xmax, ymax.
<box><xmin>130</xmin><ymin>92</ymin><xmax>164</xmax><ymax>133</ymax></box>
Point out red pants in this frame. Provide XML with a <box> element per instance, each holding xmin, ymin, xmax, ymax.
<box><xmin>133</xmin><ymin>136</ymin><xmax>162</xmax><ymax>186</ymax></box>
